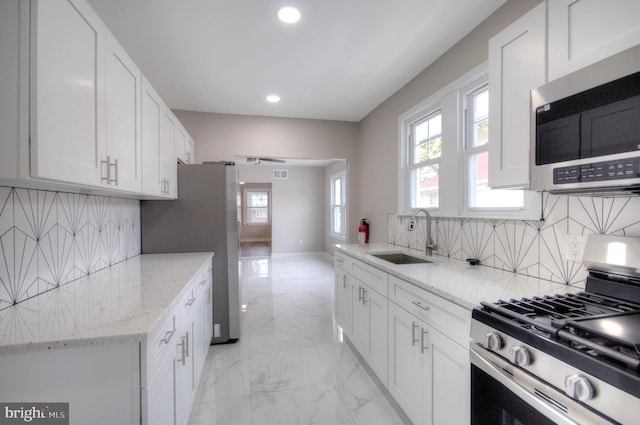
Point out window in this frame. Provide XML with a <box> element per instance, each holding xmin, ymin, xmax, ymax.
<box><xmin>407</xmin><ymin>110</ymin><xmax>442</xmax><ymax>209</ymax></box>
<box><xmin>462</xmin><ymin>79</ymin><xmax>523</xmax><ymax>210</ymax></box>
<box><xmin>331</xmin><ymin>171</ymin><xmax>346</xmax><ymax>237</ymax></box>
<box><xmin>244</xmin><ymin>189</ymin><xmax>270</xmax><ymax>225</ymax></box>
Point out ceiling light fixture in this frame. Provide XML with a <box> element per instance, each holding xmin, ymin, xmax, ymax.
<box><xmin>266</xmin><ymin>94</ymin><xmax>281</xmax><ymax>103</ymax></box>
<box><xmin>277</xmin><ymin>6</ymin><xmax>301</xmax><ymax>24</ymax></box>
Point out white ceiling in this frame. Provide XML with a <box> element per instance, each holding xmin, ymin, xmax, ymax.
<box><xmin>87</xmin><ymin>0</ymin><xmax>506</xmax><ymax>122</ymax></box>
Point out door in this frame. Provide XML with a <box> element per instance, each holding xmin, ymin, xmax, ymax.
<box><xmin>145</xmin><ymin>349</ymin><xmax>177</xmax><ymax>425</ymax></box>
<box><xmin>387</xmin><ymin>302</ymin><xmax>423</xmax><ymax>425</ymax></box>
<box><xmin>334</xmin><ymin>269</ymin><xmax>352</xmax><ymax>334</ymax></box>
<box><xmin>31</xmin><ymin>0</ymin><xmax>106</xmax><ymax>185</ymax></box>
<box><xmin>366</xmin><ymin>287</ymin><xmax>388</xmax><ymax>385</ymax></box>
<box><xmin>141</xmin><ymin>76</ymin><xmax>163</xmax><ymax>196</ymax></box>
<box><xmin>105</xmin><ymin>32</ymin><xmax>142</xmax><ymax>192</ymax></box>
<box><xmin>488</xmin><ymin>2</ymin><xmax>546</xmax><ymax>189</ymax></box>
<box><xmin>350</xmin><ymin>279</ymin><xmax>368</xmax><ymax>353</ymax></box>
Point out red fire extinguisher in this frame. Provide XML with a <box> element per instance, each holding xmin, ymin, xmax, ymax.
<box><xmin>358</xmin><ymin>219</ymin><xmax>369</xmax><ymax>244</ymax></box>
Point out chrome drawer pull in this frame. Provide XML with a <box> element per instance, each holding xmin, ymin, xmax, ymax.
<box><xmin>185</xmin><ymin>297</ymin><xmax>195</xmax><ymax>307</ymax></box>
<box><xmin>101</xmin><ymin>156</ymin><xmax>111</xmax><ymax>184</ymax></box>
<box><xmin>199</xmin><ymin>279</ymin><xmax>206</xmax><ymax>286</ymax></box>
<box><xmin>412</xmin><ymin>301</ymin><xmax>430</xmax><ymax>311</ymax></box>
<box><xmin>421</xmin><ymin>328</ymin><xmax>429</xmax><ymax>353</ymax></box>
<box><xmin>362</xmin><ymin>288</ymin><xmax>368</xmax><ymax>305</ymax></box>
<box><xmin>411</xmin><ymin>322</ymin><xmax>419</xmax><ymax>346</ymax></box>
<box><xmin>159</xmin><ymin>328</ymin><xmax>176</xmax><ymax>346</ymax></box>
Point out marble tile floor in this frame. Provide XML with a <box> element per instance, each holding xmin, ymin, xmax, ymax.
<box><xmin>189</xmin><ymin>254</ymin><xmax>412</xmax><ymax>425</ymax></box>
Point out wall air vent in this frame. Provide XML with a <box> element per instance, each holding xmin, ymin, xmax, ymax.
<box><xmin>273</xmin><ymin>169</ymin><xmax>288</xmax><ymax>179</ymax></box>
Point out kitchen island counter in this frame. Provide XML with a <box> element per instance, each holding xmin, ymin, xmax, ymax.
<box><xmin>336</xmin><ymin>243</ymin><xmax>581</xmax><ymax>311</ymax></box>
<box><xmin>0</xmin><ymin>252</ymin><xmax>213</xmax><ymax>354</ymax></box>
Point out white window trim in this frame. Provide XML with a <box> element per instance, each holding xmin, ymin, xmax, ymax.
<box><xmin>330</xmin><ymin>170</ymin><xmax>347</xmax><ymax>240</ymax></box>
<box><xmin>399</xmin><ymin>62</ymin><xmax>540</xmax><ymax>219</ymax></box>
<box><xmin>244</xmin><ymin>188</ymin><xmax>271</xmax><ymax>226</ymax></box>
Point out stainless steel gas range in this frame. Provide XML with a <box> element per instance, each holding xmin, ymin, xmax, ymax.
<box><xmin>470</xmin><ymin>235</ymin><xmax>640</xmax><ymax>425</ymax></box>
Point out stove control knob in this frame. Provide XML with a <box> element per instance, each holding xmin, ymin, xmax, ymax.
<box><xmin>508</xmin><ymin>345</ymin><xmax>532</xmax><ymax>366</ymax></box>
<box><xmin>565</xmin><ymin>374</ymin><xmax>594</xmax><ymax>401</ymax></box>
<box><xmin>483</xmin><ymin>332</ymin><xmax>503</xmax><ymax>351</ymax></box>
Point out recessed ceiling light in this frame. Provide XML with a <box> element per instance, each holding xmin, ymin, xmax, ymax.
<box><xmin>278</xmin><ymin>7</ymin><xmax>301</xmax><ymax>24</ymax></box>
<box><xmin>266</xmin><ymin>95</ymin><xmax>281</xmax><ymax>103</ymax></box>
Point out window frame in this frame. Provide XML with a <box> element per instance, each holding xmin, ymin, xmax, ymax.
<box><xmin>243</xmin><ymin>188</ymin><xmax>271</xmax><ymax>226</ymax></box>
<box><xmin>399</xmin><ymin>62</ymin><xmax>540</xmax><ymax>219</ymax></box>
<box><xmin>330</xmin><ymin>170</ymin><xmax>347</xmax><ymax>239</ymax></box>
<box><xmin>401</xmin><ymin>104</ymin><xmax>443</xmax><ymax>212</ymax></box>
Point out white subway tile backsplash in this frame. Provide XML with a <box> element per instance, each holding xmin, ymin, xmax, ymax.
<box><xmin>388</xmin><ymin>193</ymin><xmax>640</xmax><ymax>285</ymax></box>
<box><xmin>0</xmin><ymin>187</ymin><xmax>140</xmax><ymax>310</ymax></box>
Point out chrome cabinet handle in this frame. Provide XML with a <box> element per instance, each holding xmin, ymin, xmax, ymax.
<box><xmin>185</xmin><ymin>297</ymin><xmax>195</xmax><ymax>307</ymax></box>
<box><xmin>199</xmin><ymin>279</ymin><xmax>206</xmax><ymax>286</ymax></box>
<box><xmin>184</xmin><ymin>331</ymin><xmax>190</xmax><ymax>358</ymax></box>
<box><xmin>412</xmin><ymin>301</ymin><xmax>430</xmax><ymax>311</ymax></box>
<box><xmin>336</xmin><ymin>257</ymin><xmax>344</xmax><ymax>264</ymax></box>
<box><xmin>177</xmin><ymin>337</ymin><xmax>186</xmax><ymax>365</ymax></box>
<box><xmin>342</xmin><ymin>275</ymin><xmax>347</xmax><ymax>289</ymax></box>
<box><xmin>421</xmin><ymin>328</ymin><xmax>429</xmax><ymax>354</ymax></box>
<box><xmin>159</xmin><ymin>328</ymin><xmax>176</xmax><ymax>346</ymax></box>
<box><xmin>362</xmin><ymin>288</ymin><xmax>368</xmax><ymax>305</ymax></box>
<box><xmin>101</xmin><ymin>156</ymin><xmax>111</xmax><ymax>184</ymax></box>
<box><xmin>358</xmin><ymin>286</ymin><xmax>363</xmax><ymax>302</ymax></box>
<box><xmin>110</xmin><ymin>158</ymin><xmax>118</xmax><ymax>185</ymax></box>
<box><xmin>411</xmin><ymin>322</ymin><xmax>419</xmax><ymax>346</ymax></box>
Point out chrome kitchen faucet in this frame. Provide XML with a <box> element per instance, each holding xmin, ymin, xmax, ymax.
<box><xmin>407</xmin><ymin>209</ymin><xmax>437</xmax><ymax>256</ymax></box>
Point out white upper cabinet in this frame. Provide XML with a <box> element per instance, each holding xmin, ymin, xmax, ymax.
<box><xmin>105</xmin><ymin>32</ymin><xmax>142</xmax><ymax>193</ymax></box>
<box><xmin>548</xmin><ymin>0</ymin><xmax>640</xmax><ymax>81</ymax></box>
<box><xmin>176</xmin><ymin>124</ymin><xmax>195</xmax><ymax>164</ymax></box>
<box><xmin>142</xmin><ymin>76</ymin><xmax>177</xmax><ymax>198</ymax></box>
<box><xmin>30</xmin><ymin>0</ymin><xmax>107</xmax><ymax>186</ymax></box>
<box><xmin>488</xmin><ymin>2</ymin><xmax>546</xmax><ymax>189</ymax></box>
<box><xmin>1</xmin><ymin>0</ymin><xmax>185</xmax><ymax>197</ymax></box>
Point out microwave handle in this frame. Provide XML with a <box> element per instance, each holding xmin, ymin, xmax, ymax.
<box><xmin>470</xmin><ymin>348</ymin><xmax>580</xmax><ymax>425</ymax></box>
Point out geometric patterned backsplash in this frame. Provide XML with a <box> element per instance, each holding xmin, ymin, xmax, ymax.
<box><xmin>0</xmin><ymin>186</ymin><xmax>140</xmax><ymax>310</ymax></box>
<box><xmin>388</xmin><ymin>193</ymin><xmax>640</xmax><ymax>287</ymax></box>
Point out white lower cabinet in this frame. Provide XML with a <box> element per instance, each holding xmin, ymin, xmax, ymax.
<box><xmin>145</xmin><ymin>344</ymin><xmax>177</xmax><ymax>425</ymax></box>
<box><xmin>349</xmin><ymin>276</ymin><xmax>388</xmax><ymax>385</ymax></box>
<box><xmin>388</xmin><ymin>301</ymin><xmax>469</xmax><ymax>425</ymax></box>
<box><xmin>335</xmin><ymin>251</ymin><xmax>470</xmax><ymax>425</ymax></box>
<box><xmin>141</xmin><ymin>259</ymin><xmax>212</xmax><ymax>425</ymax></box>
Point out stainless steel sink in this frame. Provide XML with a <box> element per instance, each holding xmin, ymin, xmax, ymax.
<box><xmin>369</xmin><ymin>252</ymin><xmax>433</xmax><ymax>265</ymax></box>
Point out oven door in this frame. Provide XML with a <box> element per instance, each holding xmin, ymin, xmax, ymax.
<box><xmin>470</xmin><ymin>347</ymin><xmax>612</xmax><ymax>425</ymax></box>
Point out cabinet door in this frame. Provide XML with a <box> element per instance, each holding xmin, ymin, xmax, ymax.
<box><xmin>387</xmin><ymin>302</ymin><xmax>423</xmax><ymax>425</ymax></box>
<box><xmin>145</xmin><ymin>347</ymin><xmax>177</xmax><ymax>425</ymax></box>
<box><xmin>203</xmin><ymin>267</ymin><xmax>213</xmax><ymax>348</ymax></box>
<box><xmin>548</xmin><ymin>0</ymin><xmax>640</xmax><ymax>80</ymax></box>
<box><xmin>141</xmin><ymin>76</ymin><xmax>163</xmax><ymax>196</ymax></box>
<box><xmin>488</xmin><ymin>2</ymin><xmax>546</xmax><ymax>189</ymax></box>
<box><xmin>31</xmin><ymin>0</ymin><xmax>106</xmax><ymax>186</ymax></box>
<box><xmin>334</xmin><ymin>269</ymin><xmax>352</xmax><ymax>334</ymax></box>
<box><xmin>429</xmin><ymin>326</ymin><xmax>469</xmax><ymax>425</ymax></box>
<box><xmin>175</xmin><ymin>125</ymin><xmax>188</xmax><ymax>163</ymax></box>
<box><xmin>366</xmin><ymin>287</ymin><xmax>388</xmax><ymax>386</ymax></box>
<box><xmin>176</xmin><ymin>320</ymin><xmax>195</xmax><ymax>425</ymax></box>
<box><xmin>105</xmin><ymin>32</ymin><xmax>142</xmax><ymax>192</ymax></box>
<box><xmin>350</xmin><ymin>279</ymin><xmax>368</xmax><ymax>354</ymax></box>
<box><xmin>161</xmin><ymin>109</ymin><xmax>178</xmax><ymax>198</ymax></box>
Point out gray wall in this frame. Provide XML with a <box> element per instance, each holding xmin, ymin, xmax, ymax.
<box><xmin>174</xmin><ymin>0</ymin><xmax>542</xmax><ymax>249</ymax></box>
<box><xmin>356</xmin><ymin>0</ymin><xmax>542</xmax><ymax>243</ymax></box>
<box><xmin>238</xmin><ymin>165</ymin><xmax>325</xmax><ymax>254</ymax></box>
<box><xmin>174</xmin><ymin>110</ymin><xmax>359</xmax><ymax>249</ymax></box>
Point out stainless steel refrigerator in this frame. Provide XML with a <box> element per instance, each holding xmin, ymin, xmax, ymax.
<box><xmin>140</xmin><ymin>162</ymin><xmax>241</xmax><ymax>344</ymax></box>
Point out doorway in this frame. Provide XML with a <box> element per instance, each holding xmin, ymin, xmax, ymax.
<box><xmin>239</xmin><ymin>183</ymin><xmax>272</xmax><ymax>257</ymax></box>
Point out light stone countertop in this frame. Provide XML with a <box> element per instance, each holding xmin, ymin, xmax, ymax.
<box><xmin>336</xmin><ymin>243</ymin><xmax>583</xmax><ymax>311</ymax></box>
<box><xmin>0</xmin><ymin>252</ymin><xmax>213</xmax><ymax>354</ymax></box>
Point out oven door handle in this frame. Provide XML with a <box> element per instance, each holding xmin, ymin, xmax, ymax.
<box><xmin>470</xmin><ymin>347</ymin><xmax>581</xmax><ymax>425</ymax></box>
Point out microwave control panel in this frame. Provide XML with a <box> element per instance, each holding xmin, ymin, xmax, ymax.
<box><xmin>553</xmin><ymin>159</ymin><xmax>640</xmax><ymax>184</ymax></box>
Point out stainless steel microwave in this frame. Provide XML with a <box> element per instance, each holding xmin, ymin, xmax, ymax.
<box><xmin>530</xmin><ymin>44</ymin><xmax>640</xmax><ymax>195</ymax></box>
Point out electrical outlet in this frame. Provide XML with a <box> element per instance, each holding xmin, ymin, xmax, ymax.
<box><xmin>566</xmin><ymin>234</ymin><xmax>588</xmax><ymax>262</ymax></box>
<box><xmin>214</xmin><ymin>324</ymin><xmax>221</xmax><ymax>338</ymax></box>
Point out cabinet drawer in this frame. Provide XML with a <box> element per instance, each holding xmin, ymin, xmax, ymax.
<box><xmin>388</xmin><ymin>275</ymin><xmax>470</xmax><ymax>345</ymax></box>
<box><xmin>335</xmin><ymin>251</ymin><xmax>351</xmax><ymax>271</ymax></box>
<box><xmin>145</xmin><ymin>311</ymin><xmax>177</xmax><ymax>382</ymax></box>
<box><xmin>348</xmin><ymin>257</ymin><xmax>387</xmax><ymax>297</ymax></box>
